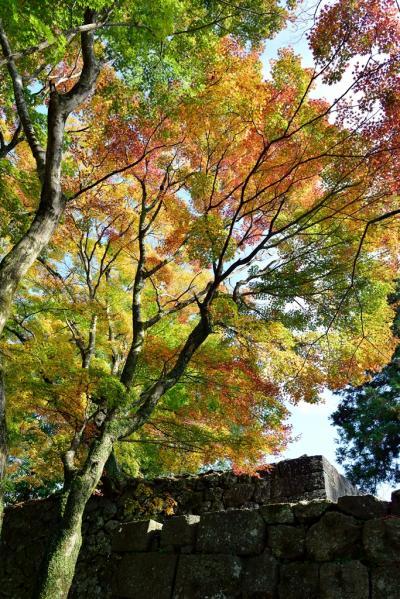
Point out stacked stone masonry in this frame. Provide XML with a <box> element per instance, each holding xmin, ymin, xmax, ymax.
<box><xmin>1</xmin><ymin>456</ymin><xmax>397</xmax><ymax>598</ymax></box>
<box><xmin>112</xmin><ymin>495</ymin><xmax>400</xmax><ymax>599</ymax></box>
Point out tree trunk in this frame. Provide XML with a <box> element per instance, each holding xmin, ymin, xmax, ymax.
<box><xmin>0</xmin><ymin>200</ymin><xmax>66</xmax><ymax>335</ymax></box>
<box><xmin>0</xmin><ymin>363</ymin><xmax>6</xmax><ymax>534</ymax></box>
<box><xmin>33</xmin><ymin>430</ymin><xmax>114</xmax><ymax>599</ymax></box>
<box><xmin>0</xmin><ymin>8</ymin><xmax>99</xmax><ymax>542</ymax></box>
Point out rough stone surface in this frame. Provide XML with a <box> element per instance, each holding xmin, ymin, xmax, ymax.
<box><xmin>161</xmin><ymin>515</ymin><xmax>200</xmax><ymax>548</ymax></box>
<box><xmin>322</xmin><ymin>456</ymin><xmax>360</xmax><ymax>501</ymax></box>
<box><xmin>268</xmin><ymin>525</ymin><xmax>305</xmax><ymax>559</ymax></box>
<box><xmin>306</xmin><ymin>512</ymin><xmax>362</xmax><ymax>560</ymax></box>
<box><xmin>223</xmin><ymin>483</ymin><xmax>255</xmax><ymax>507</ymax></box>
<box><xmin>279</xmin><ymin>562</ymin><xmax>319</xmax><ymax>599</ymax></box>
<box><xmin>371</xmin><ymin>565</ymin><xmax>400</xmax><ymax>599</ymax></box>
<box><xmin>3</xmin><ymin>457</ymin><xmax>399</xmax><ymax>599</ymax></box>
<box><xmin>196</xmin><ymin>510</ymin><xmax>265</xmax><ymax>555</ymax></box>
<box><xmin>173</xmin><ymin>554</ymin><xmax>242</xmax><ymax>599</ymax></box>
<box><xmin>111</xmin><ymin>519</ymin><xmax>162</xmax><ymax>552</ymax></box>
<box><xmin>391</xmin><ymin>489</ymin><xmax>400</xmax><ymax>515</ymax></box>
<box><xmin>293</xmin><ymin>499</ymin><xmax>331</xmax><ymax>522</ymax></box>
<box><xmin>337</xmin><ymin>495</ymin><xmax>388</xmax><ymax>520</ymax></box>
<box><xmin>319</xmin><ymin>561</ymin><xmax>369</xmax><ymax>599</ymax></box>
<box><xmin>253</xmin><ymin>480</ymin><xmax>271</xmax><ymax>504</ymax></box>
<box><xmin>363</xmin><ymin>517</ymin><xmax>400</xmax><ymax>561</ymax></box>
<box><xmin>242</xmin><ymin>552</ymin><xmax>278</xmax><ymax>597</ymax></box>
<box><xmin>112</xmin><ymin>553</ymin><xmax>177</xmax><ymax>599</ymax></box>
<box><xmin>260</xmin><ymin>503</ymin><xmax>294</xmax><ymax>524</ymax></box>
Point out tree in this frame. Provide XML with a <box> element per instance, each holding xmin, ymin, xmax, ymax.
<box><xmin>2</xmin><ymin>33</ymin><xmax>400</xmax><ymax>598</ymax></box>
<box><xmin>309</xmin><ymin>0</ymin><xmax>400</xmax><ymax>496</ymax></box>
<box><xmin>2</xmin><ymin>2</ymin><xmax>400</xmax><ymax>597</ymax></box>
<box><xmin>0</xmin><ymin>6</ymin><xmax>100</xmax><ymax>533</ymax></box>
<box><xmin>0</xmin><ymin>1</ymin><xmax>296</xmax><ymax>595</ymax></box>
<box><xmin>332</xmin><ymin>287</ymin><xmax>400</xmax><ymax>494</ymax></box>
<box><xmin>0</xmin><ymin>0</ymin><xmax>295</xmax><ymax>534</ymax></box>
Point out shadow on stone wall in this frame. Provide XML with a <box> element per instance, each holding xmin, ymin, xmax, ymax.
<box><xmin>1</xmin><ymin>455</ymin><xmax>395</xmax><ymax>598</ymax></box>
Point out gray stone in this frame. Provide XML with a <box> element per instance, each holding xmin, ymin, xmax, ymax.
<box><xmin>111</xmin><ymin>519</ymin><xmax>163</xmax><ymax>552</ymax></box>
<box><xmin>390</xmin><ymin>489</ymin><xmax>400</xmax><ymax>516</ymax></box>
<box><xmin>363</xmin><ymin>518</ymin><xmax>400</xmax><ymax>561</ymax></box>
<box><xmin>322</xmin><ymin>456</ymin><xmax>360</xmax><ymax>501</ymax></box>
<box><xmin>161</xmin><ymin>515</ymin><xmax>200</xmax><ymax>547</ymax></box>
<box><xmin>173</xmin><ymin>554</ymin><xmax>242</xmax><ymax>599</ymax></box>
<box><xmin>268</xmin><ymin>525</ymin><xmax>305</xmax><ymax>559</ymax></box>
<box><xmin>371</xmin><ymin>565</ymin><xmax>400</xmax><ymax>599</ymax></box>
<box><xmin>270</xmin><ymin>456</ymin><xmax>325</xmax><ymax>503</ymax></box>
<box><xmin>198</xmin><ymin>501</ymin><xmax>212</xmax><ymax>513</ymax></box>
<box><xmin>293</xmin><ymin>500</ymin><xmax>332</xmax><ymax>522</ymax></box>
<box><xmin>268</xmin><ymin>455</ymin><xmax>358</xmax><ymax>504</ymax></box>
<box><xmin>113</xmin><ymin>553</ymin><xmax>177</xmax><ymax>599</ymax></box>
<box><xmin>223</xmin><ymin>484</ymin><xmax>255</xmax><ymax>507</ymax></box>
<box><xmin>279</xmin><ymin>562</ymin><xmax>319</xmax><ymax>599</ymax></box>
<box><xmin>104</xmin><ymin>519</ymin><xmax>120</xmax><ymax>533</ymax></box>
<box><xmin>196</xmin><ymin>510</ymin><xmax>265</xmax><ymax>555</ymax></box>
<box><xmin>260</xmin><ymin>503</ymin><xmax>294</xmax><ymax>524</ymax></box>
<box><xmin>253</xmin><ymin>480</ymin><xmax>271</xmax><ymax>504</ymax></box>
<box><xmin>204</xmin><ymin>486</ymin><xmax>223</xmax><ymax>502</ymax></box>
<box><xmin>241</xmin><ymin>552</ymin><xmax>278</xmax><ymax>597</ymax></box>
<box><xmin>337</xmin><ymin>495</ymin><xmax>388</xmax><ymax>520</ymax></box>
<box><xmin>181</xmin><ymin>491</ymin><xmax>204</xmax><ymax>512</ymax></box>
<box><xmin>306</xmin><ymin>512</ymin><xmax>362</xmax><ymax>560</ymax></box>
<box><xmin>320</xmin><ymin>561</ymin><xmax>369</xmax><ymax>599</ymax></box>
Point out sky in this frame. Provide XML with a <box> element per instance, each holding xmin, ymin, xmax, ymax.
<box><xmin>258</xmin><ymin>1</ymin><xmax>395</xmax><ymax>501</ymax></box>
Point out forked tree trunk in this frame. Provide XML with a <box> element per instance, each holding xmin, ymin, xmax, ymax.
<box><xmin>33</xmin><ymin>431</ymin><xmax>114</xmax><ymax>599</ymax></box>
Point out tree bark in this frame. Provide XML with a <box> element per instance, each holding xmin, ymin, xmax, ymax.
<box><xmin>0</xmin><ymin>364</ymin><xmax>6</xmax><ymax>534</ymax></box>
<box><xmin>33</xmin><ymin>294</ymin><xmax>214</xmax><ymax>597</ymax></box>
<box><xmin>0</xmin><ymin>10</ymin><xmax>99</xmax><ymax>535</ymax></box>
<box><xmin>33</xmin><ymin>430</ymin><xmax>114</xmax><ymax>599</ymax></box>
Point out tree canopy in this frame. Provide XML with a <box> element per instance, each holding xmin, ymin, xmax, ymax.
<box><xmin>3</xmin><ymin>38</ymin><xmax>399</xmax><ymax>498</ymax></box>
<box><xmin>0</xmin><ymin>1</ymin><xmax>400</xmax><ymax>597</ymax></box>
<box><xmin>332</xmin><ymin>286</ymin><xmax>400</xmax><ymax>494</ymax></box>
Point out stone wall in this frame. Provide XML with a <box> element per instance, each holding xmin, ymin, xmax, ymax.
<box><xmin>112</xmin><ymin>494</ymin><xmax>400</xmax><ymax>599</ymax></box>
<box><xmin>119</xmin><ymin>455</ymin><xmax>359</xmax><ymax>516</ymax></box>
<box><xmin>0</xmin><ymin>456</ymin><xmax>364</xmax><ymax>598</ymax></box>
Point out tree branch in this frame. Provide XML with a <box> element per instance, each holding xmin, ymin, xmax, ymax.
<box><xmin>0</xmin><ymin>22</ymin><xmax>46</xmax><ymax>178</ymax></box>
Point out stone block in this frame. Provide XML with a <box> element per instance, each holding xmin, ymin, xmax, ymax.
<box><xmin>322</xmin><ymin>456</ymin><xmax>359</xmax><ymax>501</ymax></box>
<box><xmin>111</xmin><ymin>519</ymin><xmax>162</xmax><ymax>552</ymax></box>
<box><xmin>363</xmin><ymin>517</ymin><xmax>400</xmax><ymax>561</ymax></box>
<box><xmin>241</xmin><ymin>552</ymin><xmax>278</xmax><ymax>597</ymax></box>
<box><xmin>371</xmin><ymin>565</ymin><xmax>400</xmax><ymax>599</ymax></box>
<box><xmin>293</xmin><ymin>500</ymin><xmax>332</xmax><ymax>523</ymax></box>
<box><xmin>320</xmin><ymin>561</ymin><xmax>369</xmax><ymax>599</ymax></box>
<box><xmin>279</xmin><ymin>562</ymin><xmax>319</xmax><ymax>599</ymax></box>
<box><xmin>196</xmin><ymin>510</ymin><xmax>265</xmax><ymax>555</ymax></box>
<box><xmin>113</xmin><ymin>552</ymin><xmax>177</xmax><ymax>599</ymax></box>
<box><xmin>223</xmin><ymin>483</ymin><xmax>255</xmax><ymax>507</ymax></box>
<box><xmin>337</xmin><ymin>495</ymin><xmax>388</xmax><ymax>520</ymax></box>
<box><xmin>173</xmin><ymin>554</ymin><xmax>242</xmax><ymax>599</ymax></box>
<box><xmin>161</xmin><ymin>515</ymin><xmax>200</xmax><ymax>547</ymax></box>
<box><xmin>198</xmin><ymin>501</ymin><xmax>212</xmax><ymax>514</ymax></box>
<box><xmin>181</xmin><ymin>491</ymin><xmax>204</xmax><ymax>513</ymax></box>
<box><xmin>270</xmin><ymin>456</ymin><xmax>326</xmax><ymax>503</ymax></box>
<box><xmin>390</xmin><ymin>489</ymin><xmax>400</xmax><ymax>516</ymax></box>
<box><xmin>260</xmin><ymin>503</ymin><xmax>294</xmax><ymax>524</ymax></box>
<box><xmin>267</xmin><ymin>455</ymin><xmax>358</xmax><ymax>504</ymax></box>
<box><xmin>306</xmin><ymin>512</ymin><xmax>362</xmax><ymax>561</ymax></box>
<box><xmin>268</xmin><ymin>525</ymin><xmax>305</xmax><ymax>559</ymax></box>
<box><xmin>204</xmin><ymin>486</ymin><xmax>223</xmax><ymax>502</ymax></box>
<box><xmin>253</xmin><ymin>480</ymin><xmax>271</xmax><ymax>504</ymax></box>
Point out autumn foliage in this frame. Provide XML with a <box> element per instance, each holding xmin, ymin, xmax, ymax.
<box><xmin>1</xmin><ymin>34</ymin><xmax>399</xmax><ymax>493</ymax></box>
